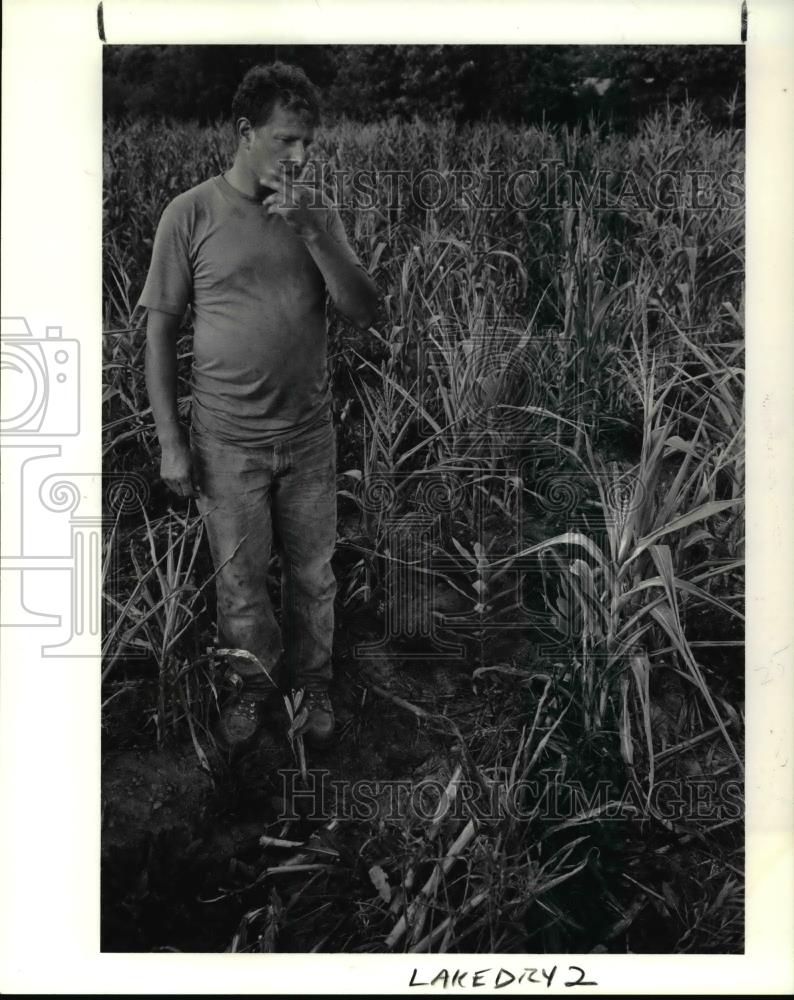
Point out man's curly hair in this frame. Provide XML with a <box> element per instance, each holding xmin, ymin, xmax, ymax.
<box><xmin>231</xmin><ymin>62</ymin><xmax>320</xmax><ymax>130</ymax></box>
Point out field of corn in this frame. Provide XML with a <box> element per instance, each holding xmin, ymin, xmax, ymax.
<box><xmin>101</xmin><ymin>102</ymin><xmax>745</xmax><ymax>954</ymax></box>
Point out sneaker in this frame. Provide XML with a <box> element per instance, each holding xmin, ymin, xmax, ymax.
<box><xmin>297</xmin><ymin>688</ymin><xmax>335</xmax><ymax>747</ymax></box>
<box><xmin>217</xmin><ymin>691</ymin><xmax>264</xmax><ymax>748</ymax></box>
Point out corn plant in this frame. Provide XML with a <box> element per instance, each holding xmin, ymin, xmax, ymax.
<box><xmin>104</xmin><ymin>504</ymin><xmax>223</xmax><ymax>754</ymax></box>
<box><xmin>496</xmin><ymin>346</ymin><xmax>743</xmax><ymax>794</ymax></box>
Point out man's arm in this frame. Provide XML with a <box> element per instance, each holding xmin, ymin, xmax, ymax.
<box><xmin>302</xmin><ymin>227</ymin><xmax>382</xmax><ymax>331</ymax></box>
<box><xmin>264</xmin><ymin>180</ymin><xmax>381</xmax><ymax>331</ymax></box>
<box><xmin>144</xmin><ymin>307</ymin><xmax>198</xmax><ymax>498</ymax></box>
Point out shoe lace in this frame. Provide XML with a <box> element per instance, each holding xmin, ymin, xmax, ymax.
<box><xmin>304</xmin><ymin>689</ymin><xmax>331</xmax><ymax>714</ymax></box>
<box><xmin>235</xmin><ymin>693</ymin><xmax>261</xmax><ymax>720</ymax></box>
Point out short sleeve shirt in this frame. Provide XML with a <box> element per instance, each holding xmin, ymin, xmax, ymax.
<box><xmin>136</xmin><ymin>174</ymin><xmax>366</xmax><ymax>445</ymax></box>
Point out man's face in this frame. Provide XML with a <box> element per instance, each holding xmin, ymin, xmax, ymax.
<box><xmin>243</xmin><ymin>100</ymin><xmax>316</xmax><ymax>193</ymax></box>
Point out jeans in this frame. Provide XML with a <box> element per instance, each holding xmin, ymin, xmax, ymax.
<box><xmin>191</xmin><ymin>416</ymin><xmax>337</xmax><ymax>693</ymax></box>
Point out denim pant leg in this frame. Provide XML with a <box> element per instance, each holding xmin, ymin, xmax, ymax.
<box><xmin>191</xmin><ymin>432</ymin><xmax>284</xmax><ymax>690</ymax></box>
<box><xmin>271</xmin><ymin>421</ymin><xmax>337</xmax><ymax>690</ymax></box>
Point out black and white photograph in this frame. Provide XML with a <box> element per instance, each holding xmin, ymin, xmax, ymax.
<box><xmin>101</xmin><ymin>41</ymin><xmax>748</xmax><ymax>956</ymax></box>
<box><xmin>1</xmin><ymin>0</ymin><xmax>792</xmax><ymax>993</ymax></box>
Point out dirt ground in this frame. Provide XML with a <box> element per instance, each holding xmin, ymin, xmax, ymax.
<box><xmin>101</xmin><ymin>635</ymin><xmax>482</xmax><ymax>952</ymax></box>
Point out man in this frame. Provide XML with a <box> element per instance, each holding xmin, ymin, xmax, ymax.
<box><xmin>137</xmin><ymin>62</ymin><xmax>380</xmax><ymax>750</ymax></box>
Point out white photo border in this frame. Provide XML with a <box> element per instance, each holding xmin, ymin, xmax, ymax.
<box><xmin>1</xmin><ymin>0</ymin><xmax>792</xmax><ymax>993</ymax></box>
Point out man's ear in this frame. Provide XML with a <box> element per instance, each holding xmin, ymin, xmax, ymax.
<box><xmin>236</xmin><ymin>117</ymin><xmax>253</xmax><ymax>148</ymax></box>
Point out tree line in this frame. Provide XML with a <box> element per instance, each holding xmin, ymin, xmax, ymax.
<box><xmin>103</xmin><ymin>44</ymin><xmax>745</xmax><ymax>129</ymax></box>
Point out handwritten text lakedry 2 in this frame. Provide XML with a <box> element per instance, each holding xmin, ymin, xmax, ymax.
<box><xmin>408</xmin><ymin>965</ymin><xmax>598</xmax><ymax>989</ymax></box>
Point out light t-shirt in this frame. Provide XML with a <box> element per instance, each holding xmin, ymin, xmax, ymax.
<box><xmin>136</xmin><ymin>173</ymin><xmax>366</xmax><ymax>445</ymax></box>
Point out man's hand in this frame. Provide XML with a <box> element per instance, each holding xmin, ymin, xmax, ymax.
<box><xmin>160</xmin><ymin>435</ymin><xmax>200</xmax><ymax>498</ymax></box>
<box><xmin>262</xmin><ymin>166</ymin><xmax>328</xmax><ymax>241</ymax></box>
<box><xmin>261</xmin><ymin>162</ymin><xmax>381</xmax><ymax>330</ymax></box>
<box><xmin>145</xmin><ymin>308</ymin><xmax>201</xmax><ymax>499</ymax></box>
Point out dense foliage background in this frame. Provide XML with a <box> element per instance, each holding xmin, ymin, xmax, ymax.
<box><xmin>102</xmin><ymin>99</ymin><xmax>745</xmax><ymax>953</ymax></box>
<box><xmin>103</xmin><ymin>44</ymin><xmax>745</xmax><ymax>129</ymax></box>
